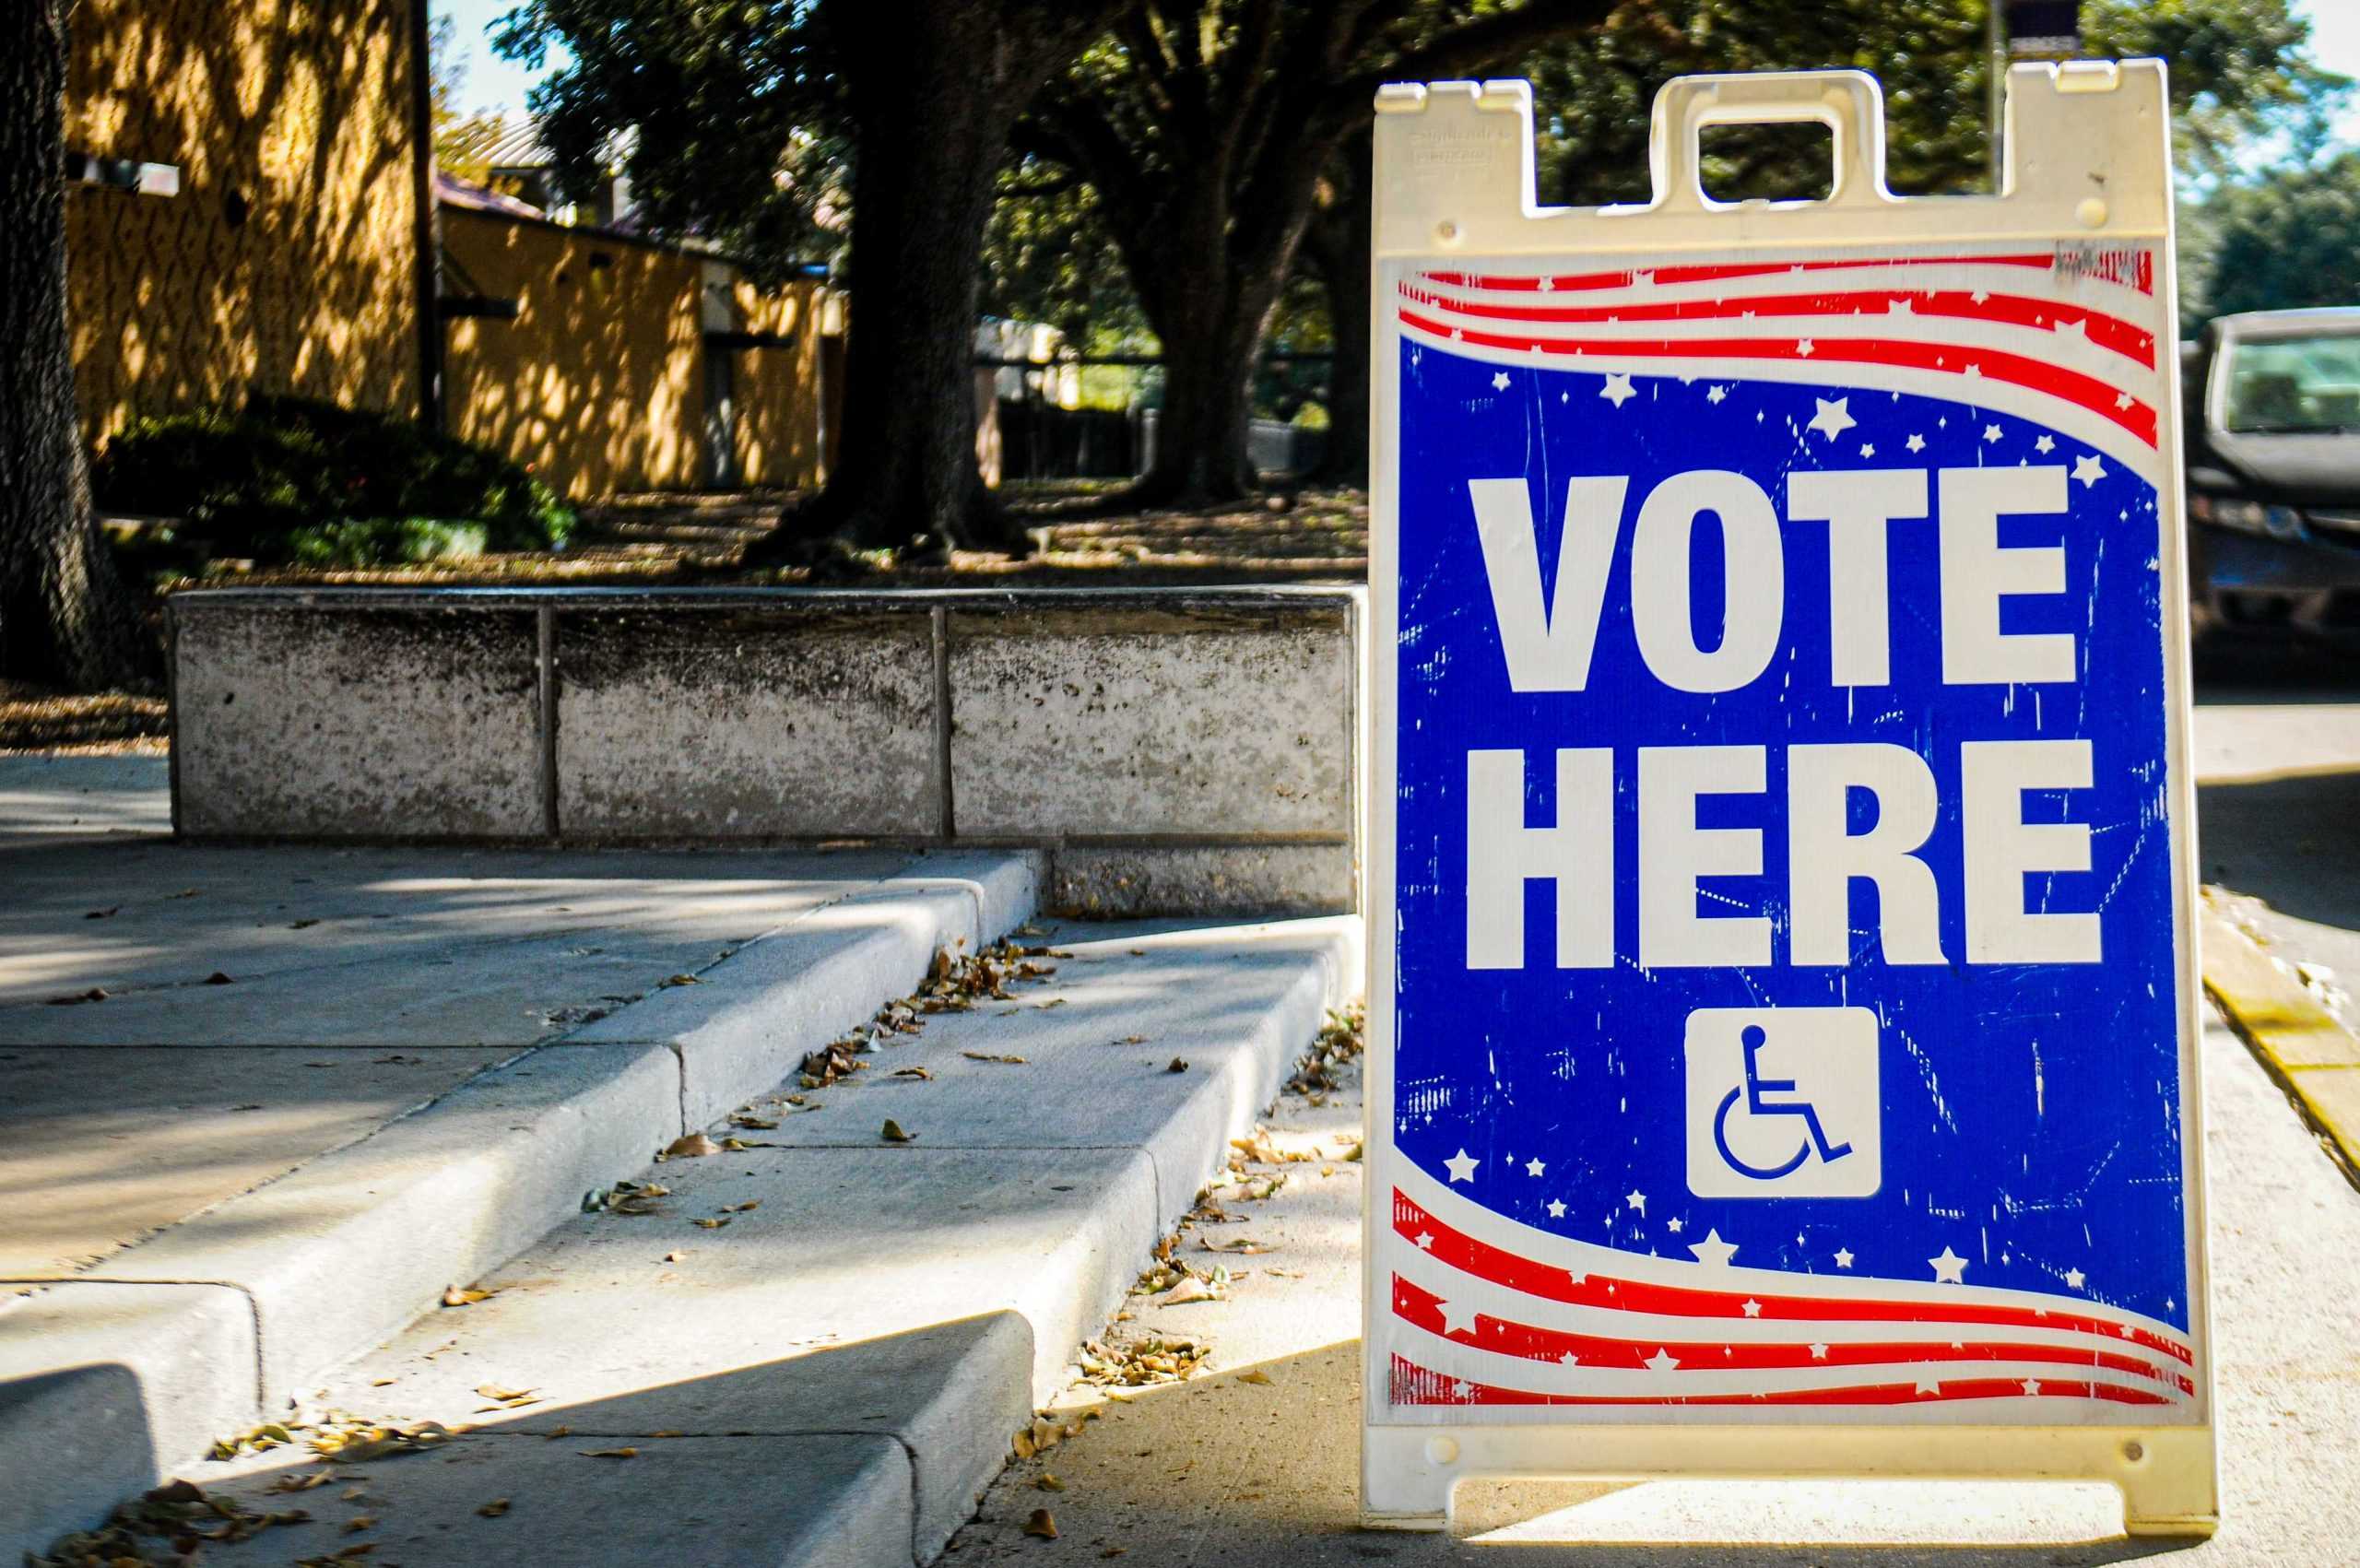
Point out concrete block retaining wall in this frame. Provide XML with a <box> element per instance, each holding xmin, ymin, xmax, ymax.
<box><xmin>166</xmin><ymin>587</ymin><xmax>1363</xmax><ymax>915</ymax></box>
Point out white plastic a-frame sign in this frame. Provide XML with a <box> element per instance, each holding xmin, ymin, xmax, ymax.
<box><xmin>1363</xmin><ymin>65</ymin><xmax>2214</xmax><ymax>1537</ymax></box>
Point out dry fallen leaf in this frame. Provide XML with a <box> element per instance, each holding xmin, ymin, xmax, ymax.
<box><xmin>662</xmin><ymin>973</ymin><xmax>702</xmax><ymax>986</ymax></box>
<box><xmin>1102</xmin><ymin>1549</ymin><xmax>1127</xmax><ymax>1559</ymax></box>
<box><xmin>1012</xmin><ymin>1428</ymin><xmax>1035</xmax><ymax>1460</ymax></box>
<box><xmin>729</xmin><ymin>1113</ymin><xmax>779</xmax><ymax>1129</ymax></box>
<box><xmin>202</xmin><ymin>971</ymin><xmax>235</xmax><ymax>985</ymax></box>
<box><xmin>1235</xmin><ymin>1369</ymin><xmax>1274</xmax><ymax>1385</ymax></box>
<box><xmin>721</xmin><ymin>1200</ymin><xmax>761</xmax><ymax>1213</ymax></box>
<box><xmin>477</xmin><ymin>1499</ymin><xmax>512</xmax><ymax>1518</ymax></box>
<box><xmin>1161</xmin><ymin>1276</ymin><xmax>1221</xmax><ymax>1305</ymax></box>
<box><xmin>663</xmin><ymin>1133</ymin><xmax>722</xmax><ymax>1159</ymax></box>
<box><xmin>1023</xmin><ymin>1509</ymin><xmax>1059</xmax><ymax>1539</ymax></box>
<box><xmin>441</xmin><ymin>1284</ymin><xmax>494</xmax><ymax>1307</ymax></box>
<box><xmin>343</xmin><ymin>1516</ymin><xmax>376</xmax><ymax>1535</ymax></box>
<box><xmin>693</xmin><ymin>1217</ymin><xmax>730</xmax><ymax>1230</ymax></box>
<box><xmin>890</xmin><ymin>1066</ymin><xmax>934</xmax><ymax>1080</ymax></box>
<box><xmin>880</xmin><ymin>1118</ymin><xmax>916</xmax><ymax>1143</ymax></box>
<box><xmin>664</xmin><ymin>1250</ymin><xmax>689</xmax><ymax>1263</ymax></box>
<box><xmin>545</xmin><ymin>1426</ymin><xmax>572</xmax><ymax>1440</ymax></box>
<box><xmin>474</xmin><ymin>1383</ymin><xmax>534</xmax><ymax>1403</ymax></box>
<box><xmin>269</xmin><ymin>1472</ymin><xmax>334</xmax><ymax>1493</ymax></box>
<box><xmin>962</xmin><ymin>1051</ymin><xmax>1028</xmax><ymax>1065</ymax></box>
<box><xmin>581</xmin><ymin>1447</ymin><xmax>639</xmax><ymax>1459</ymax></box>
<box><xmin>1166</xmin><ymin>1057</ymin><xmax>1189</xmax><ymax>1074</ymax></box>
<box><xmin>1035</xmin><ymin>1473</ymin><xmax>1066</xmax><ymax>1491</ymax></box>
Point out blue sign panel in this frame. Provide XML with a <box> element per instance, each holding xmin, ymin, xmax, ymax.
<box><xmin>1372</xmin><ymin>244</ymin><xmax>2202</xmax><ymax>1423</ymax></box>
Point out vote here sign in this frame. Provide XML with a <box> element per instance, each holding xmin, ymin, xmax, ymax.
<box><xmin>1363</xmin><ymin>68</ymin><xmax>2214</xmax><ymax>1534</ymax></box>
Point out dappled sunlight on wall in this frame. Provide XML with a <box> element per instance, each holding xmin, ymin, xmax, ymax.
<box><xmin>65</xmin><ymin>0</ymin><xmax>422</xmax><ymax>443</ymax></box>
<box><xmin>442</xmin><ymin>209</ymin><xmax>831</xmax><ymax>499</ymax></box>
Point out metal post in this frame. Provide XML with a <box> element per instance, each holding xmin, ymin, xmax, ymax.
<box><xmin>1987</xmin><ymin>0</ymin><xmax>2006</xmax><ymax>192</ymax></box>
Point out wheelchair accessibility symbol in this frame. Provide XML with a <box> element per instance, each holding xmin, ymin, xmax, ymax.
<box><xmin>1684</xmin><ymin>1008</ymin><xmax>1882</xmax><ymax>1198</ymax></box>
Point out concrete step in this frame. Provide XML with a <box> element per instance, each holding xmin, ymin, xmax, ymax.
<box><xmin>85</xmin><ymin>917</ymin><xmax>1360</xmax><ymax>1568</ymax></box>
<box><xmin>1</xmin><ymin>851</ymin><xmax>1038</xmax><ymax>1561</ymax></box>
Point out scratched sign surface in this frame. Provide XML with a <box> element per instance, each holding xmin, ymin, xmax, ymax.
<box><xmin>1374</xmin><ymin>242</ymin><xmax>2202</xmax><ymax>1423</ymax></box>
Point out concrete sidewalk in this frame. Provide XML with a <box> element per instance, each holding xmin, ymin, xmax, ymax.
<box><xmin>0</xmin><ymin>754</ymin><xmax>1044</xmax><ymax>1555</ymax></box>
<box><xmin>29</xmin><ymin>914</ymin><xmax>1359</xmax><ymax>1566</ymax></box>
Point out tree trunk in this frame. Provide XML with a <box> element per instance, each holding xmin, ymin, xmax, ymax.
<box><xmin>1126</xmin><ymin>178</ymin><xmax>1320</xmax><ymax>508</ymax></box>
<box><xmin>1308</xmin><ymin>128</ymin><xmax>1372</xmax><ymax>489</ymax></box>
<box><xmin>0</xmin><ymin>0</ymin><xmax>151</xmax><ymax>690</ymax></box>
<box><xmin>752</xmin><ymin>1</ymin><xmax>1106</xmax><ymax>562</ymax></box>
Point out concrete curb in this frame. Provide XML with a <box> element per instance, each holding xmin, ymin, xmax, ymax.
<box><xmin>3</xmin><ymin>852</ymin><xmax>1038</xmax><ymax>1561</ymax></box>
<box><xmin>2200</xmin><ymin>893</ymin><xmax>2360</xmax><ymax>1186</ymax></box>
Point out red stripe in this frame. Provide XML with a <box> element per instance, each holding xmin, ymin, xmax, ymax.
<box><xmin>1388</xmin><ymin>1354</ymin><xmax>2173</xmax><ymax>1408</ymax></box>
<box><xmin>1392</xmin><ymin>1276</ymin><xmax>2192</xmax><ymax>1394</ymax></box>
<box><xmin>1396</xmin><ymin>309</ymin><xmax>2158</xmax><ymax>446</ymax></box>
<box><xmin>1393</xmin><ymin>1190</ymin><xmax>2192</xmax><ymax>1365</ymax></box>
<box><xmin>1423</xmin><ymin>252</ymin><xmax>2151</xmax><ymax>297</ymax></box>
<box><xmin>1398</xmin><ymin>281</ymin><xmax>2154</xmax><ymax>367</ymax></box>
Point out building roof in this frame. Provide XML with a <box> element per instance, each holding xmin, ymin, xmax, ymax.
<box><xmin>433</xmin><ymin>170</ymin><xmax>545</xmax><ymax>218</ymax></box>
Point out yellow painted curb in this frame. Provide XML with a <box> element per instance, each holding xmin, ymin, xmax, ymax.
<box><xmin>2199</xmin><ymin>894</ymin><xmax>2360</xmax><ymax>1186</ymax></box>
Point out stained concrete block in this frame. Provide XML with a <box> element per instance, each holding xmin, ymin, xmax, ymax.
<box><xmin>88</xmin><ymin>1043</ymin><xmax>683</xmax><ymax>1401</ymax></box>
<box><xmin>948</xmin><ymin>595</ymin><xmax>1357</xmax><ymax>839</ymax></box>
<box><xmin>171</xmin><ymin>598</ymin><xmax>542</xmax><ymax>839</ymax></box>
<box><xmin>0</xmin><ymin>1281</ymin><xmax>259</xmax><ymax>1561</ymax></box>
<box><xmin>1047</xmin><ymin>842</ymin><xmax>1356</xmax><ymax>918</ymax></box>
<box><xmin>556</xmin><ymin>604</ymin><xmax>940</xmax><ymax>839</ymax></box>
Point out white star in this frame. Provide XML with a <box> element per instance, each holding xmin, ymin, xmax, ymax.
<box><xmin>1809</xmin><ymin>1342</ymin><xmax>1830</xmax><ymax>1360</ymax></box>
<box><xmin>1546</xmin><ymin>1198</ymin><xmax>1566</xmax><ymax>1219</ymax></box>
<box><xmin>2035</xmin><ymin>434</ymin><xmax>2056</xmax><ymax>454</ymax></box>
<box><xmin>1415</xmin><ymin>1232</ymin><xmax>1434</xmax><ymax>1251</ymax></box>
<box><xmin>1449</xmin><ymin>327</ymin><xmax>1463</xmax><ymax>339</ymax></box>
<box><xmin>2118</xmin><ymin>1325</ymin><xmax>2138</xmax><ymax>1339</ymax></box>
<box><xmin>2057</xmin><ymin>317</ymin><xmax>2088</xmax><ymax>342</ymax></box>
<box><xmin>1917</xmin><ymin>1375</ymin><xmax>1942</xmax><ymax>1396</ymax></box>
<box><xmin>1624</xmin><ymin>1189</ymin><xmax>1646</xmax><ymax>1215</ymax></box>
<box><xmin>1446</xmin><ymin>1378</ymin><xmax>1466</xmax><ymax>1399</ymax></box>
<box><xmin>1929</xmin><ymin>1246</ymin><xmax>1968</xmax><ymax>1284</ymax></box>
<box><xmin>1436</xmin><ymin>1298</ymin><xmax>1480</xmax><ymax>1337</ymax></box>
<box><xmin>1599</xmin><ymin>371</ymin><xmax>1636</xmax><ymax>407</ymax></box>
<box><xmin>1806</xmin><ymin>397</ymin><xmax>1856</xmax><ymax>441</ymax></box>
<box><xmin>1645</xmin><ymin>1348</ymin><xmax>1681</xmax><ymax>1373</ymax></box>
<box><xmin>2022</xmin><ymin>1378</ymin><xmax>2043</xmax><ymax>1396</ymax></box>
<box><xmin>1444</xmin><ymin>1149</ymin><xmax>1479</xmax><ymax>1184</ymax></box>
<box><xmin>1964</xmin><ymin>363</ymin><xmax>1983</xmax><ymax>379</ymax></box>
<box><xmin>1859</xmin><ymin>442</ymin><xmax>1876</xmax><ymax>458</ymax></box>
<box><xmin>1886</xmin><ymin>297</ymin><xmax>1915</xmax><ymax>315</ymax></box>
<box><xmin>1538</xmin><ymin>277</ymin><xmax>1556</xmax><ymax>292</ymax></box>
<box><xmin>1706</xmin><ymin>384</ymin><xmax>1728</xmax><ymax>404</ymax></box>
<box><xmin>1525</xmin><ymin>1158</ymin><xmax>1545</xmax><ymax>1177</ymax></box>
<box><xmin>1833</xmin><ymin>1248</ymin><xmax>1855</xmax><ymax>1268</ymax></box>
<box><xmin>2072</xmin><ymin>454</ymin><xmax>2108</xmax><ymax>487</ymax></box>
<box><xmin>1666</xmin><ymin>1217</ymin><xmax>1682</xmax><ymax>1233</ymax></box>
<box><xmin>1490</xmin><ymin>371</ymin><xmax>1510</xmax><ymax>391</ymax></box>
<box><xmin>1740</xmin><ymin>1299</ymin><xmax>1763</xmax><ymax>1318</ymax></box>
<box><xmin>1688</xmin><ymin>1230</ymin><xmax>1738</xmax><ymax>1267</ymax></box>
<box><xmin>2064</xmin><ymin>1267</ymin><xmax>2085</xmax><ymax>1290</ymax></box>
<box><xmin>1796</xmin><ymin>337</ymin><xmax>1816</xmax><ymax>358</ymax></box>
<box><xmin>1905</xmin><ymin>433</ymin><xmax>1926</xmax><ymax>454</ymax></box>
<box><xmin>1971</xmin><ymin>289</ymin><xmax>1990</xmax><ymax>303</ymax></box>
<box><xmin>2115</xmin><ymin>392</ymin><xmax>2134</xmax><ymax>409</ymax></box>
<box><xmin>1982</xmin><ymin>423</ymin><xmax>2003</xmax><ymax>443</ymax></box>
<box><xmin>1634</xmin><ymin>270</ymin><xmax>1655</xmax><ymax>287</ymax></box>
<box><xmin>1558</xmin><ymin>1350</ymin><xmax>1581</xmax><ymax>1366</ymax></box>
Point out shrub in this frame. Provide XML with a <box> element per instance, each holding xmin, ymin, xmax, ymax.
<box><xmin>92</xmin><ymin>395</ymin><xmax>574</xmax><ymax>565</ymax></box>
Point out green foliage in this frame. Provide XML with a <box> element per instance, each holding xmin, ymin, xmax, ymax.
<box><xmin>2183</xmin><ymin>153</ymin><xmax>2360</xmax><ymax>326</ymax></box>
<box><xmin>2086</xmin><ymin>0</ymin><xmax>2350</xmax><ymax>180</ymax></box>
<box><xmin>428</xmin><ymin>13</ymin><xmax>511</xmax><ymax>183</ymax></box>
<box><xmin>981</xmin><ymin>166</ymin><xmax>1148</xmax><ymax>346</ymax></box>
<box><xmin>494</xmin><ymin>1</ymin><xmax>849</xmax><ymax>285</ymax></box>
<box><xmin>91</xmin><ymin>397</ymin><xmax>574</xmax><ymax>566</ymax></box>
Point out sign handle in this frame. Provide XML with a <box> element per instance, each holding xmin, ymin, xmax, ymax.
<box><xmin>1646</xmin><ymin>69</ymin><xmax>1892</xmax><ymax>214</ymax></box>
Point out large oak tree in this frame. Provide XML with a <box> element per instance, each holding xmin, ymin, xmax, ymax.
<box><xmin>502</xmin><ymin>0</ymin><xmax>1125</xmax><ymax>557</ymax></box>
<box><xmin>1</xmin><ymin>0</ymin><xmax>150</xmax><ymax>691</ymax></box>
<box><xmin>1017</xmin><ymin>1</ymin><xmax>1633</xmax><ymax>507</ymax></box>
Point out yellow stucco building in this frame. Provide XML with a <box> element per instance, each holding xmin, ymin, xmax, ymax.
<box><xmin>64</xmin><ymin>0</ymin><xmax>835</xmax><ymax>501</ymax></box>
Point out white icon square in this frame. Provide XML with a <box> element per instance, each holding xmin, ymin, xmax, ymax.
<box><xmin>1683</xmin><ymin>1006</ymin><xmax>1882</xmax><ymax>1199</ymax></box>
